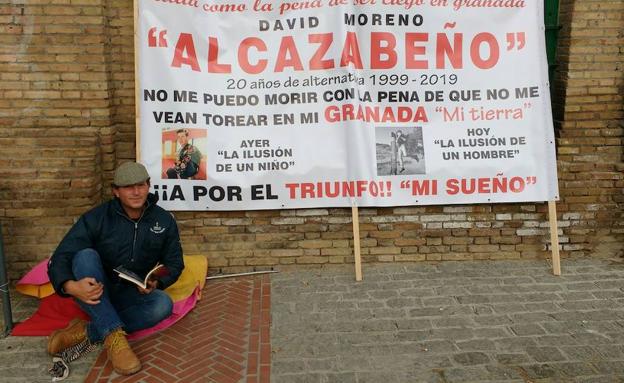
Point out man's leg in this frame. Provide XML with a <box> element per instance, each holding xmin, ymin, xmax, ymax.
<box><xmin>111</xmin><ymin>286</ymin><xmax>173</xmax><ymax>334</ymax></box>
<box><xmin>71</xmin><ymin>249</ymin><xmax>141</xmax><ymax>375</ymax></box>
<box><xmin>399</xmin><ymin>146</ymin><xmax>406</xmax><ymax>171</ymax></box>
<box><xmin>71</xmin><ymin>248</ymin><xmax>124</xmax><ymax>343</ymax></box>
<box><xmin>48</xmin><ymin>248</ymin><xmax>123</xmax><ymax>355</ymax></box>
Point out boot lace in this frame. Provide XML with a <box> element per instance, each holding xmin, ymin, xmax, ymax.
<box><xmin>107</xmin><ymin>330</ymin><xmax>130</xmax><ymax>354</ymax></box>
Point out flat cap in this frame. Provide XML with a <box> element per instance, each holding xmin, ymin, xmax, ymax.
<box><xmin>113</xmin><ymin>162</ymin><xmax>150</xmax><ymax>187</ymax></box>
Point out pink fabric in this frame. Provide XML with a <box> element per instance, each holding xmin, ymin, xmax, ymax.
<box><xmin>17</xmin><ymin>258</ymin><xmax>50</xmax><ymax>285</ymax></box>
<box><xmin>127</xmin><ymin>287</ymin><xmax>200</xmax><ymax>341</ymax></box>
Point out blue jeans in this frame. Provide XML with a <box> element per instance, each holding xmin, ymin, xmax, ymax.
<box><xmin>72</xmin><ymin>248</ymin><xmax>173</xmax><ymax>343</ymax></box>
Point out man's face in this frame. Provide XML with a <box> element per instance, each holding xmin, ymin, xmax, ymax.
<box><xmin>177</xmin><ymin>132</ymin><xmax>188</xmax><ymax>146</ymax></box>
<box><xmin>113</xmin><ymin>181</ymin><xmax>150</xmax><ymax>214</ymax></box>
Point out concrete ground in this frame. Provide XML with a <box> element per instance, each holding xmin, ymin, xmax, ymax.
<box><xmin>271</xmin><ymin>258</ymin><xmax>624</xmax><ymax>383</ymax></box>
<box><xmin>0</xmin><ymin>292</ymin><xmax>97</xmax><ymax>383</ymax></box>
<box><xmin>2</xmin><ymin>258</ymin><xmax>624</xmax><ymax>382</ymax></box>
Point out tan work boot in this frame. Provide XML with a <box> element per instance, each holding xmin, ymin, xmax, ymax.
<box><xmin>47</xmin><ymin>318</ymin><xmax>87</xmax><ymax>355</ymax></box>
<box><xmin>104</xmin><ymin>329</ymin><xmax>141</xmax><ymax>375</ymax></box>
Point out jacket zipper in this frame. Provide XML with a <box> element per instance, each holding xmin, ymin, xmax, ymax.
<box><xmin>115</xmin><ymin>200</ymin><xmax>150</xmax><ymax>263</ymax></box>
<box><xmin>132</xmin><ymin>222</ymin><xmax>138</xmax><ymax>261</ymax></box>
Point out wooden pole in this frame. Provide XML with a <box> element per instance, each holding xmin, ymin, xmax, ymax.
<box><xmin>351</xmin><ymin>202</ymin><xmax>362</xmax><ymax>281</ymax></box>
<box><xmin>133</xmin><ymin>0</ymin><xmax>141</xmax><ymax>161</ymax></box>
<box><xmin>548</xmin><ymin>200</ymin><xmax>561</xmax><ymax>276</ymax></box>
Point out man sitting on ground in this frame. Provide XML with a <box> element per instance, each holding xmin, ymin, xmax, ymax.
<box><xmin>47</xmin><ymin>162</ymin><xmax>184</xmax><ymax>375</ymax></box>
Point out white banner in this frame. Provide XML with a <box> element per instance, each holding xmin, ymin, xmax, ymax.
<box><xmin>136</xmin><ymin>0</ymin><xmax>559</xmax><ymax>211</ymax></box>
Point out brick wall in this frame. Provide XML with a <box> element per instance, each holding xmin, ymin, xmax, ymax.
<box><xmin>553</xmin><ymin>0</ymin><xmax>624</xmax><ymax>258</ymax></box>
<box><xmin>0</xmin><ymin>0</ymin><xmax>622</xmax><ymax>280</ymax></box>
<box><xmin>1</xmin><ymin>0</ymin><xmax>111</xmax><ymax>279</ymax></box>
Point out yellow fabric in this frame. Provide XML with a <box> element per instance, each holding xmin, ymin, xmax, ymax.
<box><xmin>17</xmin><ymin>255</ymin><xmax>208</xmax><ymax>302</ymax></box>
<box><xmin>163</xmin><ymin>255</ymin><xmax>208</xmax><ymax>302</ymax></box>
<box><xmin>16</xmin><ymin>283</ymin><xmax>55</xmax><ymax>299</ymax></box>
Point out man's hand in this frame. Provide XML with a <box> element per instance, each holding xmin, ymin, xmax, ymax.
<box><xmin>63</xmin><ymin>278</ymin><xmax>103</xmax><ymax>305</ymax></box>
<box><xmin>137</xmin><ymin>279</ymin><xmax>159</xmax><ymax>295</ymax></box>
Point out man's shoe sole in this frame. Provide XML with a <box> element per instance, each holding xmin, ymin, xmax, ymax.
<box><xmin>113</xmin><ymin>362</ymin><xmax>142</xmax><ymax>376</ymax></box>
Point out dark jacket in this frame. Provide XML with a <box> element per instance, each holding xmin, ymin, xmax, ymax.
<box><xmin>48</xmin><ymin>193</ymin><xmax>184</xmax><ymax>296</ymax></box>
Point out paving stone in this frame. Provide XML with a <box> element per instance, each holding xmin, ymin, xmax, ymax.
<box><xmin>356</xmin><ymin>301</ymin><xmax>383</xmax><ymax>309</ymax></box>
<box><xmin>355</xmin><ymin>371</ymin><xmax>411</xmax><ymax>383</ymax></box>
<box><xmin>526</xmin><ymin>346</ymin><xmax>568</xmax><ymax>362</ymax></box>
<box><xmin>394</xmin><ymin>318</ymin><xmax>432</xmax><ymax>330</ymax></box>
<box><xmin>542</xmin><ymin>320</ymin><xmax>580</xmax><ymax>334</ymax></box>
<box><xmin>442</xmin><ymin>366</ymin><xmax>495</xmax><ymax>382</ymax></box>
<box><xmin>595</xmin><ymin>345</ymin><xmax>624</xmax><ymax>359</ymax></box>
<box><xmin>432</xmin><ymin>316</ymin><xmax>474</xmax><ymax>328</ymax></box>
<box><xmin>524</xmin><ymin>302</ymin><xmax>561</xmax><ymax>312</ymax></box>
<box><xmin>452</xmin><ymin>351</ymin><xmax>491</xmax><ymax>365</ymax></box>
<box><xmin>491</xmin><ymin>303</ymin><xmax>528</xmax><ymax>314</ymax></box>
<box><xmin>379</xmin><ymin>281</ymin><xmax>414</xmax><ymax>290</ymax></box>
<box><xmin>273</xmin><ymin>373</ymin><xmax>323</xmax><ymax>383</ymax></box>
<box><xmin>557</xmin><ymin>291</ymin><xmax>597</xmax><ymax>301</ymax></box>
<box><xmin>483</xmin><ymin>364</ymin><xmax>525</xmax><ymax>380</ymax></box>
<box><xmin>334</xmin><ymin>355</ymin><xmax>375</xmax><ymax>370</ymax></box>
<box><xmin>322</xmin><ymin>372</ymin><xmax>357</xmax><ymax>383</ymax></box>
<box><xmin>429</xmin><ymin>327</ymin><xmax>475</xmax><ymax>341</ymax></box>
<box><xmin>396</xmin><ymin>330</ymin><xmax>430</xmax><ymax>342</ymax></box>
<box><xmin>367</xmin><ymin>290</ymin><xmax>398</xmax><ymax>299</ymax></box>
<box><xmin>572</xmin><ymin>331</ymin><xmax>616</xmax><ymax>345</ymax></box>
<box><xmin>422</xmin><ymin>296</ymin><xmax>457</xmax><ymax>306</ymax></box>
<box><xmin>409</xmin><ymin>306</ymin><xmax>473</xmax><ymax>317</ymax></box>
<box><xmin>472</xmin><ymin>327</ymin><xmax>510</xmax><ymax>339</ymax></box>
<box><xmin>456</xmin><ymin>339</ymin><xmax>497</xmax><ymax>351</ymax></box>
<box><xmin>305</xmin><ymin>358</ymin><xmax>335</xmax><ymax>371</ymax></box>
<box><xmin>419</xmin><ymin>340</ymin><xmax>458</xmax><ymax>353</ymax></box>
<box><xmin>370</xmin><ymin>308</ymin><xmax>408</xmax><ymax>318</ymax></box>
<box><xmin>561</xmin><ymin>345</ymin><xmax>604</xmax><ymax>361</ymax></box>
<box><xmin>411</xmin><ymin>355</ymin><xmax>454</xmax><ymax>369</ymax></box>
<box><xmin>472</xmin><ymin>305</ymin><xmax>495</xmax><ymax>315</ymax></box>
<box><xmin>495</xmin><ymin>353</ymin><xmax>531</xmax><ymax>365</ymax></box>
<box><xmin>593</xmin><ymin>291</ymin><xmax>624</xmax><ymax>299</ymax></box>
<box><xmin>474</xmin><ymin>315</ymin><xmax>514</xmax><ymax>326</ymax></box>
<box><xmin>559</xmin><ymin>301</ymin><xmax>601</xmax><ymax>310</ymax></box>
<box><xmin>554</xmin><ymin>362</ymin><xmax>598</xmax><ymax>377</ymax></box>
<box><xmin>456</xmin><ymin>295</ymin><xmax>492</xmax><ymax>304</ymax></box>
<box><xmin>509</xmin><ymin>312</ymin><xmax>556</xmax><ymax>323</ymax></box>
<box><xmin>494</xmin><ymin>337</ymin><xmax>539</xmax><ymax>351</ymax></box>
<box><xmin>398</xmin><ymin>288</ymin><xmax>436</xmax><ymax>297</ymax></box>
<box><xmin>592</xmin><ymin>361</ymin><xmax>624</xmax><ymax>375</ymax></box>
<box><xmin>575</xmin><ymin>376</ymin><xmax>624</xmax><ymax>383</ymax></box>
<box><xmin>433</xmin><ymin>286</ymin><xmax>469</xmax><ymax>296</ymax></box>
<box><xmin>535</xmin><ymin>334</ymin><xmax>580</xmax><ymax>346</ymax></box>
<box><xmin>385</xmin><ymin>297</ymin><xmax>416</xmax><ymax>308</ymax></box>
<box><xmin>519</xmin><ymin>293</ymin><xmax>561</xmax><ymax>302</ymax></box>
<box><xmin>518</xmin><ymin>363</ymin><xmax>559</xmax><ymax>380</ymax></box>
<box><xmin>509</xmin><ymin>323</ymin><xmax>546</xmax><ymax>336</ymax></box>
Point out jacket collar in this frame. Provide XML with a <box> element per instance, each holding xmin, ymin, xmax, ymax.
<box><xmin>112</xmin><ymin>192</ymin><xmax>158</xmax><ymax>219</ymax></box>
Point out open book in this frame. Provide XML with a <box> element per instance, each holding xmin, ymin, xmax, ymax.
<box><xmin>113</xmin><ymin>264</ymin><xmax>165</xmax><ymax>289</ymax></box>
